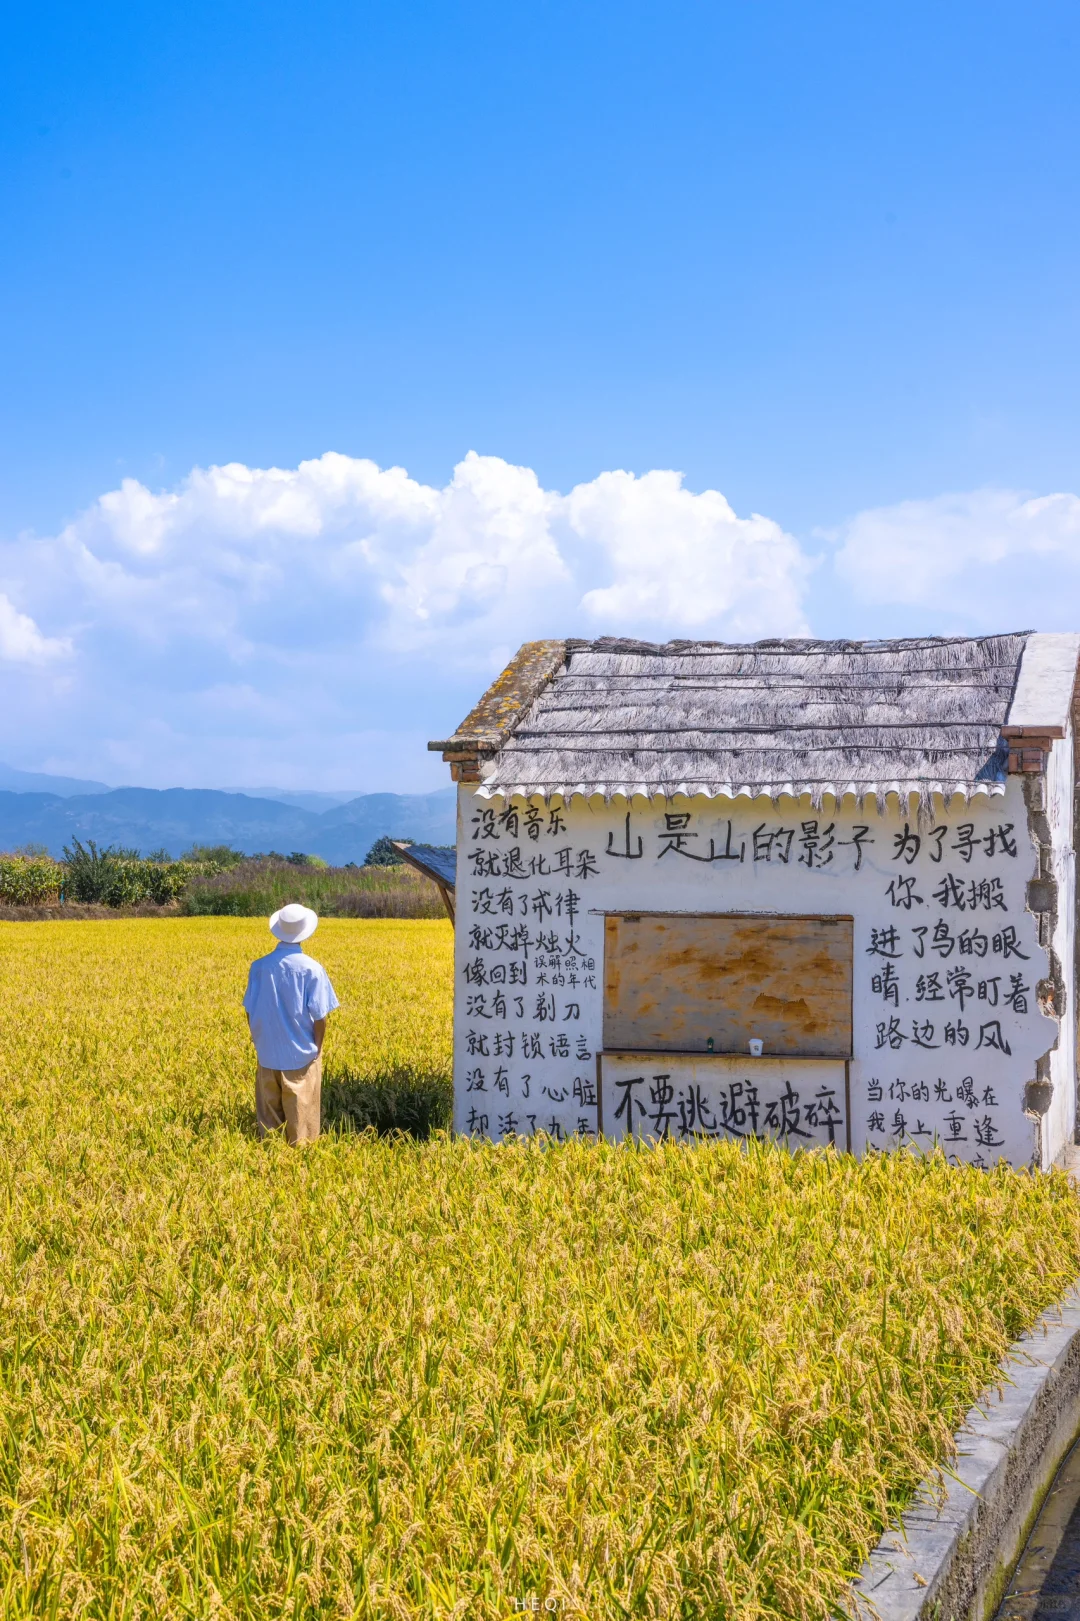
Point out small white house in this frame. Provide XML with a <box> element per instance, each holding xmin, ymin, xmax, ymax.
<box><xmin>430</xmin><ymin>633</ymin><xmax>1080</xmax><ymax>1170</ymax></box>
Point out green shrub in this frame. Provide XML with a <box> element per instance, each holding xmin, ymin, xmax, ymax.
<box><xmin>181</xmin><ymin>856</ymin><xmax>445</xmax><ymax>918</ymax></box>
<box><xmin>0</xmin><ymin>854</ymin><xmax>64</xmax><ymax>905</ymax></box>
<box><xmin>183</xmin><ymin>888</ymin><xmax>261</xmax><ymax>917</ymax></box>
<box><xmin>322</xmin><ymin>1066</ymin><xmax>453</xmax><ymax>1138</ymax></box>
<box><xmin>62</xmin><ymin>839</ymin><xmax>195</xmax><ymax>907</ymax></box>
<box><xmin>181</xmin><ymin>844</ymin><xmax>245</xmax><ymax>870</ymax></box>
<box><xmin>364</xmin><ymin>835</ymin><xmax>408</xmax><ymax>866</ymax></box>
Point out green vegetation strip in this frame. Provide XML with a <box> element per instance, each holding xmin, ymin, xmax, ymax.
<box><xmin>0</xmin><ymin>919</ymin><xmax>1077</xmax><ymax>1619</ymax></box>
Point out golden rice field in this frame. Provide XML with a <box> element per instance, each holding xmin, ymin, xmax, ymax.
<box><xmin>1</xmin><ymin>917</ymin><xmax>1079</xmax><ymax>1621</ymax></box>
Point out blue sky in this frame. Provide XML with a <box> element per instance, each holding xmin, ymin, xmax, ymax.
<box><xmin>2</xmin><ymin>0</ymin><xmax>1079</xmax><ymax>790</ymax></box>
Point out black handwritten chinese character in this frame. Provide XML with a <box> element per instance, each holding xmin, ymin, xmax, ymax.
<box><xmin>718</xmin><ymin>1080</ymin><xmax>761</xmax><ymax>1137</ymax></box>
<box><xmin>806</xmin><ymin>1087</ymin><xmax>843</xmax><ymax>1143</ymax></box>
<box><xmin>975</xmin><ymin>1020</ymin><xmax>1012</xmax><ymax>1055</ymax></box>
<box><xmin>799</xmin><ymin>820</ymin><xmax>835</xmax><ymax>869</ymax></box>
<box><xmin>648</xmin><ymin>1074</ymin><xmax>678</xmax><ymax>1139</ymax></box>
<box><xmin>765</xmin><ymin>1082</ymin><xmax>810</xmax><ymax>1138</ymax></box>
<box><xmin>678</xmin><ymin>1084</ymin><xmax>720</xmax><ymax>1136</ymax></box>
<box><xmin>1003</xmin><ymin>973</ymin><xmax>1030</xmax><ymax>1014</ymax></box>
<box><xmin>573</xmin><ymin>1075</ymin><xmax>597</xmax><ymax>1106</ymax></box>
<box><xmin>613</xmin><ymin>1074</ymin><xmax>646</xmax><ymax>1125</ymax></box>
<box><xmin>946</xmin><ymin>966</ymin><xmax>974</xmax><ymax>1011</ymax></box>
<box><xmin>472</xmin><ymin>808</ymin><xmax>499</xmax><ymax>842</ymax></box>
<box><xmin>606</xmin><ymin>813</ymin><xmax>643</xmax><ymax>860</ymax></box>
<box><xmin>892</xmin><ymin>823</ymin><xmax>921</xmax><ymax>864</ymax></box>
<box><xmin>876</xmin><ymin>1018</ymin><xmax>906</xmax><ymax>1049</ymax></box>
<box><xmin>933</xmin><ymin>872</ymin><xmax>966</xmax><ymax>910</ymax></box>
<box><xmin>927</xmin><ymin>826</ymin><xmax>947</xmax><ymax>863</ymax></box>
<box><xmin>872</xmin><ymin>962</ymin><xmax>901</xmax><ymax>1005</ymax></box>
<box><xmin>967</xmin><ymin>877</ymin><xmax>1006</xmax><ymax>912</ymax></box>
<box><xmin>974</xmin><ymin>1115</ymin><xmax>1005</xmax><ymax>1148</ymax></box>
<box><xmin>984</xmin><ymin>823</ymin><xmax>1017</xmax><ymax>859</ymax></box>
<box><xmin>752</xmin><ymin>824</ymin><xmax>795</xmax><ymax>863</ymax></box>
<box><xmin>838</xmin><ymin>825</ymin><xmax>874</xmax><ymax>870</ymax></box>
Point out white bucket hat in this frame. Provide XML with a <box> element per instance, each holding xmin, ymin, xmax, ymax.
<box><xmin>269</xmin><ymin>903</ymin><xmax>319</xmax><ymax>943</ymax></box>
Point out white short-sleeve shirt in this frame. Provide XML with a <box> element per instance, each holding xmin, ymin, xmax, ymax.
<box><xmin>243</xmin><ymin>942</ymin><xmax>340</xmax><ymax>1070</ymax></box>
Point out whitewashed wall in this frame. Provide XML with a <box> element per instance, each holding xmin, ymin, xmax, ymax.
<box><xmin>453</xmin><ymin>779</ymin><xmax>1063</xmax><ymax>1169</ymax></box>
<box><xmin>1046</xmin><ymin>729</ymin><xmax>1077</xmax><ymax>1167</ymax></box>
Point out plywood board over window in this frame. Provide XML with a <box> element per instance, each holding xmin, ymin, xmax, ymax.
<box><xmin>603</xmin><ymin>913</ymin><xmax>853</xmax><ymax>1058</ymax></box>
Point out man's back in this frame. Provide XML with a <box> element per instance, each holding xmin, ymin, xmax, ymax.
<box><xmin>243</xmin><ymin>942</ymin><xmax>339</xmax><ymax>1071</ymax></box>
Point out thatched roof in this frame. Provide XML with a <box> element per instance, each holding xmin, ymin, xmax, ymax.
<box><xmin>432</xmin><ymin>633</ymin><xmax>1080</xmax><ymax>808</ymax></box>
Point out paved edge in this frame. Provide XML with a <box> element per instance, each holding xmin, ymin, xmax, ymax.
<box><xmin>849</xmin><ymin>1283</ymin><xmax>1080</xmax><ymax>1621</ymax></box>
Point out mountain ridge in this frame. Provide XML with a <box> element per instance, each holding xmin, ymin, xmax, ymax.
<box><xmin>0</xmin><ymin>785</ymin><xmax>457</xmax><ymax>864</ymax></box>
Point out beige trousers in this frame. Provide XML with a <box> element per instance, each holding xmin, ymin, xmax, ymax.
<box><xmin>255</xmin><ymin>1054</ymin><xmax>322</xmax><ymax>1144</ymax></box>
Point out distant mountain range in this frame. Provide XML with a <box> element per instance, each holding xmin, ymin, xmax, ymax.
<box><xmin>0</xmin><ymin>769</ymin><xmax>457</xmax><ymax>864</ymax></box>
<box><xmin>0</xmin><ymin>763</ymin><xmax>374</xmax><ymax>813</ymax></box>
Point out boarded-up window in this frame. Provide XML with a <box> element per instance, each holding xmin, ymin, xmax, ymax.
<box><xmin>603</xmin><ymin>913</ymin><xmax>853</xmax><ymax>1057</ymax></box>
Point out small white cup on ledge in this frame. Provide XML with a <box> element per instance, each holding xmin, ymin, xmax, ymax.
<box><xmin>748</xmin><ymin>1038</ymin><xmax>764</xmax><ymax>1057</ymax></box>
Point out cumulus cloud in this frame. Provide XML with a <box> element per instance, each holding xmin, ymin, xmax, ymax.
<box><xmin>0</xmin><ymin>592</ymin><xmax>70</xmax><ymax>663</ymax></box>
<box><xmin>832</xmin><ymin>487</ymin><xmax>1080</xmax><ymax>627</ymax></box>
<box><xmin>567</xmin><ymin>469</ymin><xmax>807</xmax><ymax>634</ymax></box>
<box><xmin>39</xmin><ymin>449</ymin><xmax>809</xmax><ymax>654</ymax></box>
<box><xmin>0</xmin><ymin>450</ymin><xmax>809</xmax><ymax>788</ymax></box>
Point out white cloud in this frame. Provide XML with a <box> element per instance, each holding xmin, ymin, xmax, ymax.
<box><xmin>833</xmin><ymin>487</ymin><xmax>1080</xmax><ymax>626</ymax></box>
<box><xmin>566</xmin><ymin>469</ymin><xmax>808</xmax><ymax>635</ymax></box>
<box><xmin>11</xmin><ymin>448</ymin><xmax>812</xmax><ymax>658</ymax></box>
<box><xmin>0</xmin><ymin>450</ymin><xmax>810</xmax><ymax>788</ymax></box>
<box><xmin>13</xmin><ymin>454</ymin><xmax>1080</xmax><ymax>790</ymax></box>
<box><xmin>0</xmin><ymin>592</ymin><xmax>70</xmax><ymax>663</ymax></box>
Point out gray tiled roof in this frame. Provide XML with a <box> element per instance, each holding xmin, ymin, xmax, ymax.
<box><xmin>477</xmin><ymin>633</ymin><xmax>1031</xmax><ymax>807</ymax></box>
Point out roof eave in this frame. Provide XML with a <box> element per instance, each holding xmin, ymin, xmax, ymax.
<box><xmin>428</xmin><ymin>640</ymin><xmax>568</xmax><ymax>783</ymax></box>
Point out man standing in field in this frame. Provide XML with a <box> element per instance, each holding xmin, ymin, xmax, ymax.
<box><xmin>243</xmin><ymin>904</ymin><xmax>339</xmax><ymax>1144</ymax></box>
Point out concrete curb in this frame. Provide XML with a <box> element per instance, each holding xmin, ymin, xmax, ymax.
<box><xmin>851</xmin><ymin>1284</ymin><xmax>1080</xmax><ymax>1621</ymax></box>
